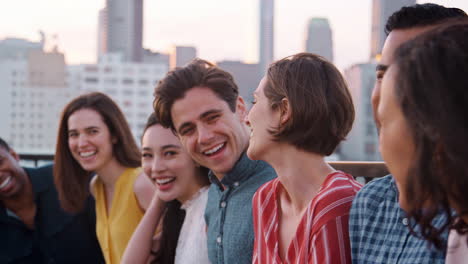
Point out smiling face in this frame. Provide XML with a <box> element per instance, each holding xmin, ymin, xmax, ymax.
<box><xmin>246</xmin><ymin>77</ymin><xmax>281</xmax><ymax>161</ymax></box>
<box><xmin>67</xmin><ymin>108</ymin><xmax>116</xmax><ymax>174</ymax></box>
<box><xmin>0</xmin><ymin>147</ymin><xmax>28</xmax><ymax>200</ymax></box>
<box><xmin>377</xmin><ymin>65</ymin><xmax>415</xmax><ymax>210</ymax></box>
<box><xmin>170</xmin><ymin>86</ymin><xmax>250</xmax><ymax>179</ymax></box>
<box><xmin>141</xmin><ymin>124</ymin><xmax>205</xmax><ymax>203</ymax></box>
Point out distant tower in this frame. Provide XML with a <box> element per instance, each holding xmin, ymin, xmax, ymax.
<box><xmin>169</xmin><ymin>46</ymin><xmax>197</xmax><ymax>69</ymax></box>
<box><xmin>97</xmin><ymin>8</ymin><xmax>108</xmax><ymax>60</ymax></box>
<box><xmin>370</xmin><ymin>0</ymin><xmax>416</xmax><ymax>59</ymax></box>
<box><xmin>101</xmin><ymin>0</ymin><xmax>143</xmax><ymax>62</ymax></box>
<box><xmin>259</xmin><ymin>0</ymin><xmax>274</xmax><ymax>75</ymax></box>
<box><xmin>305</xmin><ymin>18</ymin><xmax>333</xmax><ymax>62</ymax></box>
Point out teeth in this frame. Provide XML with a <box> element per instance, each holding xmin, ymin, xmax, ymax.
<box><xmin>0</xmin><ymin>176</ymin><xmax>11</xmax><ymax>190</ymax></box>
<box><xmin>204</xmin><ymin>143</ymin><xmax>224</xmax><ymax>155</ymax></box>
<box><xmin>156</xmin><ymin>178</ymin><xmax>175</xmax><ymax>185</ymax></box>
<box><xmin>80</xmin><ymin>151</ymin><xmax>96</xmax><ymax>158</ymax></box>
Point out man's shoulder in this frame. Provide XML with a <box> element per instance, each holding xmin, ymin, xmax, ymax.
<box><xmin>250</xmin><ymin>160</ymin><xmax>277</xmax><ymax>182</ymax></box>
<box><xmin>25</xmin><ymin>164</ymin><xmax>54</xmax><ymax>178</ymax></box>
<box><xmin>354</xmin><ymin>174</ymin><xmax>394</xmax><ymax>201</ymax></box>
<box><xmin>25</xmin><ymin>164</ymin><xmax>54</xmax><ymax>189</ymax></box>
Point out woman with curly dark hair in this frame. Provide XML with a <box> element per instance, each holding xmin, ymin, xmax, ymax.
<box><xmin>377</xmin><ymin>19</ymin><xmax>468</xmax><ymax>262</ymax></box>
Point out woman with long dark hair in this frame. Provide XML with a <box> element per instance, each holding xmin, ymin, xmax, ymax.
<box><xmin>122</xmin><ymin>113</ymin><xmax>210</xmax><ymax>264</ymax></box>
<box><xmin>377</xmin><ymin>19</ymin><xmax>468</xmax><ymax>262</ymax></box>
<box><xmin>54</xmin><ymin>92</ymin><xmax>154</xmax><ymax>264</ymax></box>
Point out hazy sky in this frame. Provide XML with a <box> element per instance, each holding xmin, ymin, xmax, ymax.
<box><xmin>0</xmin><ymin>0</ymin><xmax>467</xmax><ymax>70</ymax></box>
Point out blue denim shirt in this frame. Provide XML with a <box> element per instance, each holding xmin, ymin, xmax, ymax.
<box><xmin>349</xmin><ymin>175</ymin><xmax>447</xmax><ymax>264</ymax></box>
<box><xmin>204</xmin><ymin>153</ymin><xmax>276</xmax><ymax>264</ymax></box>
<box><xmin>0</xmin><ymin>165</ymin><xmax>104</xmax><ymax>264</ymax></box>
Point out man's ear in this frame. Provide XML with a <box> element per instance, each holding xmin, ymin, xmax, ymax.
<box><xmin>235</xmin><ymin>96</ymin><xmax>247</xmax><ymax>121</ymax></box>
<box><xmin>279</xmin><ymin>98</ymin><xmax>291</xmax><ymax>126</ymax></box>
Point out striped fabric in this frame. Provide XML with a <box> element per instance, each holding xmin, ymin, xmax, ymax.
<box><xmin>252</xmin><ymin>171</ymin><xmax>362</xmax><ymax>264</ymax></box>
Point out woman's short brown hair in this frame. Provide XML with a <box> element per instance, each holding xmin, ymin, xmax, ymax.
<box><xmin>54</xmin><ymin>92</ymin><xmax>140</xmax><ymax>213</ymax></box>
<box><xmin>265</xmin><ymin>52</ymin><xmax>355</xmax><ymax>156</ymax></box>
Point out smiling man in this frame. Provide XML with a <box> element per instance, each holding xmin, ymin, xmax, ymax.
<box><xmin>0</xmin><ymin>137</ymin><xmax>103</xmax><ymax>264</ymax></box>
<box><xmin>154</xmin><ymin>59</ymin><xmax>276</xmax><ymax>264</ymax></box>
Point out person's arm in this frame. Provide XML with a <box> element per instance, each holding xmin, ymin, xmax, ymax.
<box><xmin>134</xmin><ymin>171</ymin><xmax>155</xmax><ymax>211</ymax></box>
<box><xmin>121</xmin><ymin>193</ymin><xmax>165</xmax><ymax>264</ymax></box>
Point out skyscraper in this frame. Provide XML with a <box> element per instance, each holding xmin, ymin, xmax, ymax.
<box><xmin>100</xmin><ymin>0</ymin><xmax>143</xmax><ymax>62</ymax></box>
<box><xmin>340</xmin><ymin>62</ymin><xmax>381</xmax><ymax>161</ymax></box>
<box><xmin>169</xmin><ymin>46</ymin><xmax>197</xmax><ymax>69</ymax></box>
<box><xmin>370</xmin><ymin>0</ymin><xmax>416</xmax><ymax>59</ymax></box>
<box><xmin>305</xmin><ymin>18</ymin><xmax>333</xmax><ymax>62</ymax></box>
<box><xmin>97</xmin><ymin>8</ymin><xmax>107</xmax><ymax>60</ymax></box>
<box><xmin>259</xmin><ymin>0</ymin><xmax>274</xmax><ymax>74</ymax></box>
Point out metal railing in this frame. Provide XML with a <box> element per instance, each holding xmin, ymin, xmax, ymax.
<box><xmin>20</xmin><ymin>153</ymin><xmax>389</xmax><ymax>183</ymax></box>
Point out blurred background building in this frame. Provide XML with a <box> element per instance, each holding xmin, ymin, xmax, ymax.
<box><xmin>98</xmin><ymin>0</ymin><xmax>144</xmax><ymax>62</ymax></box>
<box><xmin>259</xmin><ymin>0</ymin><xmax>274</xmax><ymax>74</ymax></box>
<box><xmin>370</xmin><ymin>0</ymin><xmax>416</xmax><ymax>59</ymax></box>
<box><xmin>305</xmin><ymin>17</ymin><xmax>333</xmax><ymax>62</ymax></box>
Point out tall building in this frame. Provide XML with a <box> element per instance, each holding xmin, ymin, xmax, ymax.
<box><xmin>305</xmin><ymin>17</ymin><xmax>333</xmax><ymax>62</ymax></box>
<box><xmin>101</xmin><ymin>0</ymin><xmax>144</xmax><ymax>62</ymax></box>
<box><xmin>259</xmin><ymin>0</ymin><xmax>274</xmax><ymax>74</ymax></box>
<box><xmin>169</xmin><ymin>46</ymin><xmax>197</xmax><ymax>69</ymax></box>
<box><xmin>370</xmin><ymin>0</ymin><xmax>416</xmax><ymax>59</ymax></box>
<box><xmin>217</xmin><ymin>60</ymin><xmax>261</xmax><ymax>104</ymax></box>
<box><xmin>97</xmin><ymin>8</ymin><xmax>108</xmax><ymax>60</ymax></box>
<box><xmin>340</xmin><ymin>63</ymin><xmax>381</xmax><ymax>161</ymax></box>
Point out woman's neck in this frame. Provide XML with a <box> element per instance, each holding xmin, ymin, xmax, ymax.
<box><xmin>95</xmin><ymin>158</ymin><xmax>128</xmax><ymax>187</ymax></box>
<box><xmin>266</xmin><ymin>143</ymin><xmax>335</xmax><ymax>213</ymax></box>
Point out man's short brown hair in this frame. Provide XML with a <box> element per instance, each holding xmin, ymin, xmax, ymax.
<box><xmin>265</xmin><ymin>52</ymin><xmax>354</xmax><ymax>156</ymax></box>
<box><xmin>154</xmin><ymin>59</ymin><xmax>239</xmax><ymax>130</ymax></box>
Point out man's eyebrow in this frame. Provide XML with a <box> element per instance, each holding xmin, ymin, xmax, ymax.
<box><xmin>376</xmin><ymin>64</ymin><xmax>388</xmax><ymax>72</ymax></box>
<box><xmin>200</xmin><ymin>109</ymin><xmax>222</xmax><ymax>119</ymax></box>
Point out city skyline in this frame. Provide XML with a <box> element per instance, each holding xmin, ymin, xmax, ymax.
<box><xmin>0</xmin><ymin>0</ymin><xmax>467</xmax><ymax>71</ymax></box>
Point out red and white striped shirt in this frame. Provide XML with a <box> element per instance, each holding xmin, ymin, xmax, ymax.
<box><xmin>252</xmin><ymin>171</ymin><xmax>362</xmax><ymax>264</ymax></box>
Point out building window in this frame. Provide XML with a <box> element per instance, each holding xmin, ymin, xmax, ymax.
<box><xmin>85</xmin><ymin>77</ymin><xmax>99</xmax><ymax>83</ymax></box>
<box><xmin>138</xmin><ymin>79</ymin><xmax>149</xmax><ymax>86</ymax></box>
<box><xmin>85</xmin><ymin>66</ymin><xmax>98</xmax><ymax>72</ymax></box>
<box><xmin>122</xmin><ymin>79</ymin><xmax>134</xmax><ymax>85</ymax></box>
<box><xmin>123</xmin><ymin>89</ymin><xmax>133</xmax><ymax>96</ymax></box>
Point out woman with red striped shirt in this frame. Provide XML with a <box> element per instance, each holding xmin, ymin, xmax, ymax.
<box><xmin>246</xmin><ymin>53</ymin><xmax>362</xmax><ymax>263</ymax></box>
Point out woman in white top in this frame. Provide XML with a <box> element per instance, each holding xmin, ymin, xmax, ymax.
<box><xmin>377</xmin><ymin>20</ymin><xmax>468</xmax><ymax>262</ymax></box>
<box><xmin>122</xmin><ymin>113</ymin><xmax>210</xmax><ymax>264</ymax></box>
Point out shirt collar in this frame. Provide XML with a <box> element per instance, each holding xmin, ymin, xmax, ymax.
<box><xmin>208</xmin><ymin>152</ymin><xmax>260</xmax><ymax>190</ymax></box>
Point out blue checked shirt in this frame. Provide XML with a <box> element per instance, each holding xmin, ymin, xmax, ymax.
<box><xmin>349</xmin><ymin>175</ymin><xmax>447</xmax><ymax>264</ymax></box>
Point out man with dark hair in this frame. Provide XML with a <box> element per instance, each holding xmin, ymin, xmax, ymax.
<box><xmin>0</xmin><ymin>138</ymin><xmax>103</xmax><ymax>263</ymax></box>
<box><xmin>154</xmin><ymin>59</ymin><xmax>276</xmax><ymax>264</ymax></box>
<box><xmin>350</xmin><ymin>3</ymin><xmax>467</xmax><ymax>264</ymax></box>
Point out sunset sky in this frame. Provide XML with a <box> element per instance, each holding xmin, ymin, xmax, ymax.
<box><xmin>0</xmin><ymin>0</ymin><xmax>467</xmax><ymax>70</ymax></box>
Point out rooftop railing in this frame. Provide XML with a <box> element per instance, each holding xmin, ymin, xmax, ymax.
<box><xmin>19</xmin><ymin>154</ymin><xmax>389</xmax><ymax>183</ymax></box>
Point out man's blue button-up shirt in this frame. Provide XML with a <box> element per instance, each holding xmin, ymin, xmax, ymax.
<box><xmin>205</xmin><ymin>153</ymin><xmax>276</xmax><ymax>264</ymax></box>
